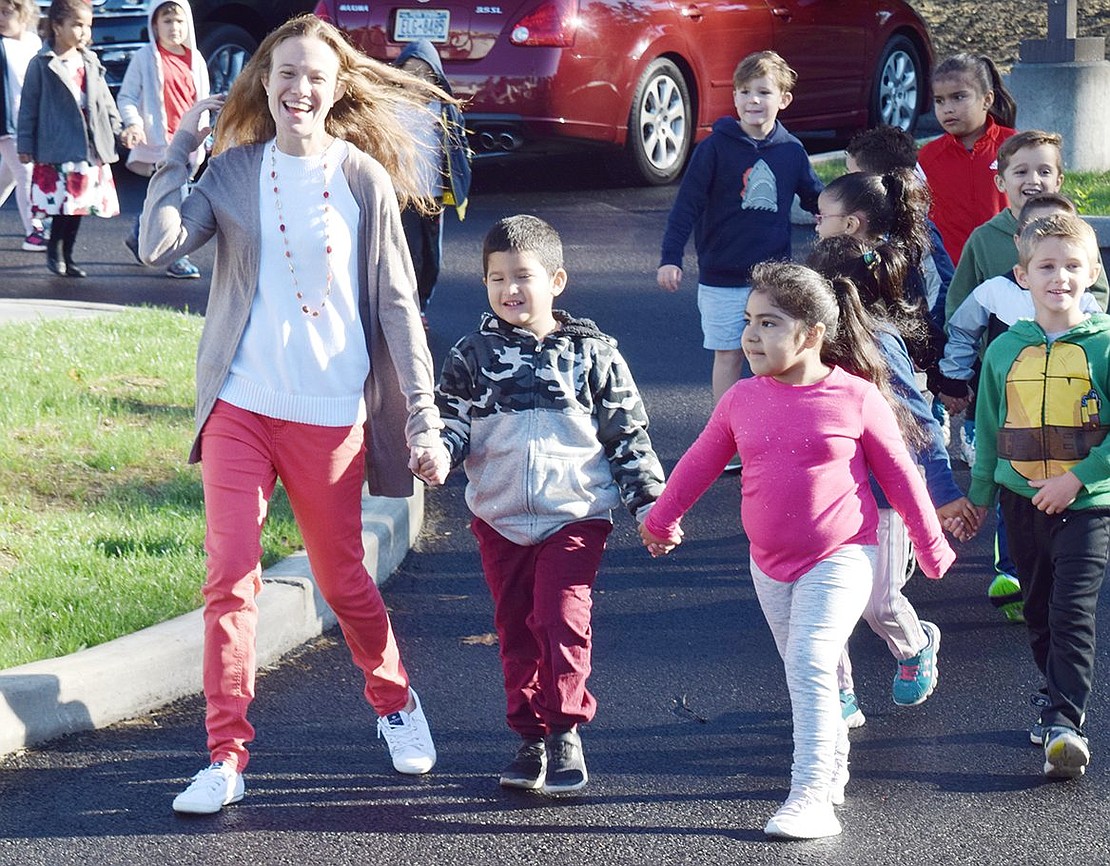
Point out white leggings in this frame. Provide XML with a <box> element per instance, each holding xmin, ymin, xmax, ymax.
<box><xmin>837</xmin><ymin>509</ymin><xmax>928</xmax><ymax>692</ymax></box>
<box><xmin>0</xmin><ymin>135</ymin><xmax>36</xmax><ymax>235</ymax></box>
<box><xmin>751</xmin><ymin>545</ymin><xmax>875</xmax><ymax>793</ymax></box>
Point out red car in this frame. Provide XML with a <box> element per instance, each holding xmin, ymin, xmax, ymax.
<box><xmin>313</xmin><ymin>0</ymin><xmax>932</xmax><ymax>185</ymax></box>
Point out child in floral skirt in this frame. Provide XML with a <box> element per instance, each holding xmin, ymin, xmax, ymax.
<box><xmin>17</xmin><ymin>0</ymin><xmax>122</xmax><ymax>277</ymax></box>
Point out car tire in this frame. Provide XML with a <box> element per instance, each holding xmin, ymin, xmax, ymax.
<box><xmin>201</xmin><ymin>23</ymin><xmax>259</xmax><ymax>94</ymax></box>
<box><xmin>870</xmin><ymin>35</ymin><xmax>923</xmax><ymax>132</ymax></box>
<box><xmin>623</xmin><ymin>58</ymin><xmax>693</xmax><ymax>186</ymax></box>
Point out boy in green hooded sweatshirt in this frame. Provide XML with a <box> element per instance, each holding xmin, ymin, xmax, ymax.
<box><xmin>970</xmin><ymin>213</ymin><xmax>1110</xmax><ymax>781</ymax></box>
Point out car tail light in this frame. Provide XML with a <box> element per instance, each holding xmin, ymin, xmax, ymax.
<box><xmin>313</xmin><ymin>0</ymin><xmax>332</xmax><ymax>22</ymax></box>
<box><xmin>509</xmin><ymin>0</ymin><xmax>579</xmax><ymax>47</ymax></box>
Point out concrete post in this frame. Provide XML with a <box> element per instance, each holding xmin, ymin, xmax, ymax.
<box><xmin>1008</xmin><ymin>0</ymin><xmax>1109</xmax><ymax>171</ymax></box>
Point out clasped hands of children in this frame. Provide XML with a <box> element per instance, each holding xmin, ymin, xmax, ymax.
<box><xmin>639</xmin><ymin>494</ymin><xmax>984</xmax><ymax>556</ymax></box>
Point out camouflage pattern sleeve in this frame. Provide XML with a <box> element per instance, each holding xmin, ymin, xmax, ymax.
<box><xmin>435</xmin><ymin>343</ymin><xmax>475</xmax><ymax>468</ymax></box>
<box><xmin>590</xmin><ymin>344</ymin><xmax>667</xmax><ymax>519</ymax></box>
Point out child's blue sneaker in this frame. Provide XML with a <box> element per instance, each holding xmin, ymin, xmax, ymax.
<box><xmin>988</xmin><ymin>573</ymin><xmax>1024</xmax><ymax>623</ymax></box>
<box><xmin>166</xmin><ymin>256</ymin><xmax>201</xmax><ymax>279</ymax></box>
<box><xmin>839</xmin><ymin>689</ymin><xmax>865</xmax><ymax>728</ymax></box>
<box><xmin>892</xmin><ymin>621</ymin><xmax>940</xmax><ymax>706</ymax></box>
<box><xmin>1043</xmin><ymin>725</ymin><xmax>1089</xmax><ymax>779</ymax></box>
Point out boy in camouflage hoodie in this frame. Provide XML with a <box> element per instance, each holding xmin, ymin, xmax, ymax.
<box><xmin>435</xmin><ymin>214</ymin><xmax>665</xmax><ymax>794</ymax></box>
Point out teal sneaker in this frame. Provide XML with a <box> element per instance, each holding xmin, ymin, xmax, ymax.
<box><xmin>840</xmin><ymin>689</ymin><xmax>865</xmax><ymax>729</ymax></box>
<box><xmin>988</xmin><ymin>573</ymin><xmax>1024</xmax><ymax>623</ymax></box>
<box><xmin>892</xmin><ymin>621</ymin><xmax>940</xmax><ymax>706</ymax></box>
<box><xmin>1043</xmin><ymin>726</ymin><xmax>1090</xmax><ymax>779</ymax></box>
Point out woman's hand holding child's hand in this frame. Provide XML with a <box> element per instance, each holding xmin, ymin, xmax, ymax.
<box><xmin>936</xmin><ymin>496</ymin><xmax>981</xmax><ymax>542</ymax></box>
<box><xmin>409</xmin><ymin>442</ymin><xmax>451</xmax><ymax>486</ymax></box>
<box><xmin>639</xmin><ymin>521</ymin><xmax>682</xmax><ymax>557</ymax></box>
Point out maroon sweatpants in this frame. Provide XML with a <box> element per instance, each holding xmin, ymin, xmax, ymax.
<box><xmin>471</xmin><ymin>517</ymin><xmax>612</xmax><ymax>739</ymax></box>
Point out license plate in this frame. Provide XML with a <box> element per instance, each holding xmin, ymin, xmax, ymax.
<box><xmin>394</xmin><ymin>9</ymin><xmax>450</xmax><ymax>43</ymax></box>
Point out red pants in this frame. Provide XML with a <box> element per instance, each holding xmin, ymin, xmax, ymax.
<box><xmin>199</xmin><ymin>401</ymin><xmax>410</xmax><ymax>771</ymax></box>
<box><xmin>471</xmin><ymin>517</ymin><xmax>611</xmax><ymax>739</ymax></box>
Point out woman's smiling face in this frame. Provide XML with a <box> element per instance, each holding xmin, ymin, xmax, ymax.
<box><xmin>264</xmin><ymin>35</ymin><xmax>346</xmax><ymax>154</ymax></box>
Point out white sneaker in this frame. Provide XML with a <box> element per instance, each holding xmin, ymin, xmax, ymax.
<box><xmin>764</xmin><ymin>788</ymin><xmax>842</xmax><ymax>839</ymax></box>
<box><xmin>1043</xmin><ymin>726</ymin><xmax>1090</xmax><ymax>779</ymax></box>
<box><xmin>377</xmin><ymin>688</ymin><xmax>437</xmax><ymax>774</ymax></box>
<box><xmin>172</xmin><ymin>762</ymin><xmax>244</xmax><ymax>814</ymax></box>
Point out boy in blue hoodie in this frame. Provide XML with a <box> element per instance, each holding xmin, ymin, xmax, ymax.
<box><xmin>393</xmin><ymin>39</ymin><xmax>471</xmax><ymax>325</ymax></box>
<box><xmin>657</xmin><ymin>50</ymin><xmax>822</xmax><ymax>410</ymax></box>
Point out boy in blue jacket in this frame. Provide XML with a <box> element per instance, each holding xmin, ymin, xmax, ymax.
<box><xmin>657</xmin><ymin>50</ymin><xmax>822</xmax><ymax>411</ymax></box>
<box><xmin>393</xmin><ymin>39</ymin><xmax>471</xmax><ymax>325</ymax></box>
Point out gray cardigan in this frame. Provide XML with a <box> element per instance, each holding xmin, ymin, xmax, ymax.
<box><xmin>17</xmin><ymin>47</ymin><xmax>121</xmax><ymax>164</ymax></box>
<box><xmin>139</xmin><ymin>131</ymin><xmax>442</xmax><ymax>497</ymax></box>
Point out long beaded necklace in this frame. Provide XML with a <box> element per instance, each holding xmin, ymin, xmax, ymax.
<box><xmin>270</xmin><ymin>142</ymin><xmax>333</xmax><ymax>317</ymax></box>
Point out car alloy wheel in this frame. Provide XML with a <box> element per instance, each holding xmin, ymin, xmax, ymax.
<box><xmin>626</xmin><ymin>58</ymin><xmax>692</xmax><ymax>186</ymax></box>
<box><xmin>202</xmin><ymin>23</ymin><xmax>259</xmax><ymax>95</ymax></box>
<box><xmin>872</xmin><ymin>35</ymin><xmax>922</xmax><ymax>131</ymax></box>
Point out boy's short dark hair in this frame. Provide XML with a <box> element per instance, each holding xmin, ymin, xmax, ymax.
<box><xmin>997</xmin><ymin>130</ymin><xmax>1064</xmax><ymax>175</ymax></box>
<box><xmin>1017</xmin><ymin>192</ymin><xmax>1077</xmax><ymax>230</ymax></box>
<box><xmin>153</xmin><ymin>1</ymin><xmax>185</xmax><ymax>20</ymax></box>
<box><xmin>482</xmin><ymin>214</ymin><xmax>563</xmax><ymax>276</ymax></box>
<box><xmin>845</xmin><ymin>125</ymin><xmax>917</xmax><ymax>173</ymax></box>
<box><xmin>1017</xmin><ymin>213</ymin><xmax>1098</xmax><ymax>268</ymax></box>
<box><xmin>732</xmin><ymin>50</ymin><xmax>797</xmax><ymax>93</ymax></box>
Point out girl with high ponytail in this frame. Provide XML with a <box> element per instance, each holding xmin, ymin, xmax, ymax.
<box><xmin>640</xmin><ymin>261</ymin><xmax>958</xmax><ymax>841</ymax></box>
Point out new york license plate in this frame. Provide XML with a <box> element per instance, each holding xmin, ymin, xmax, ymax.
<box><xmin>394</xmin><ymin>9</ymin><xmax>450</xmax><ymax>42</ymax></box>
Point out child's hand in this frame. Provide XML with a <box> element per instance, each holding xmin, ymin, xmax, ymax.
<box><xmin>1028</xmin><ymin>471</ymin><xmax>1082</xmax><ymax>515</ymax></box>
<box><xmin>18</xmin><ymin>153</ymin><xmax>32</xmax><ymax>164</ymax></box>
<box><xmin>409</xmin><ymin>442</ymin><xmax>451</xmax><ymax>486</ymax></box>
<box><xmin>120</xmin><ymin>124</ymin><xmax>146</xmax><ymax>149</ymax></box>
<box><xmin>939</xmin><ymin>393</ymin><xmax>970</xmax><ymax>415</ymax></box>
<box><xmin>639</xmin><ymin>521</ymin><xmax>681</xmax><ymax>557</ymax></box>
<box><xmin>657</xmin><ymin>265</ymin><xmax>682</xmax><ymax>292</ymax></box>
<box><xmin>936</xmin><ymin>496</ymin><xmax>980</xmax><ymax>541</ymax></box>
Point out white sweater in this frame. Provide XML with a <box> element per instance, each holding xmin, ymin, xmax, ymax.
<box><xmin>218</xmin><ymin>139</ymin><xmax>369</xmax><ymax>426</ymax></box>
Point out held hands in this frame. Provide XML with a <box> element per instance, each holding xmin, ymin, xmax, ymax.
<box><xmin>1029</xmin><ymin>471</ymin><xmax>1083</xmax><ymax>515</ymax></box>
<box><xmin>657</xmin><ymin>265</ymin><xmax>683</xmax><ymax>293</ymax></box>
<box><xmin>936</xmin><ymin>496</ymin><xmax>981</xmax><ymax>542</ymax></box>
<box><xmin>639</xmin><ymin>521</ymin><xmax>682</xmax><ymax>558</ymax></box>
<box><xmin>409</xmin><ymin>441</ymin><xmax>451</xmax><ymax>486</ymax></box>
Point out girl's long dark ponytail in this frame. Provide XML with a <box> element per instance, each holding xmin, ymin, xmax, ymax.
<box><xmin>825</xmin><ymin>277</ymin><xmax>929</xmax><ymax>452</ymax></box>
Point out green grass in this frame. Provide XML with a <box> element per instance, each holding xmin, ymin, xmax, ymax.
<box><xmin>811</xmin><ymin>157</ymin><xmax>1110</xmax><ymax>216</ymax></box>
<box><xmin>0</xmin><ymin>309</ymin><xmax>301</xmax><ymax>669</ymax></box>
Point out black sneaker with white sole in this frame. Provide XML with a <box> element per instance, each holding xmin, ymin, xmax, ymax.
<box><xmin>542</xmin><ymin>728</ymin><xmax>588</xmax><ymax>793</ymax></box>
<box><xmin>499</xmin><ymin>738</ymin><xmax>546</xmax><ymax>789</ymax></box>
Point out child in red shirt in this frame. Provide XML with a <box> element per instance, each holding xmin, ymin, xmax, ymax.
<box><xmin>917</xmin><ymin>53</ymin><xmax>1017</xmax><ymax>265</ymax></box>
<box><xmin>117</xmin><ymin>0</ymin><xmax>210</xmax><ymax>278</ymax></box>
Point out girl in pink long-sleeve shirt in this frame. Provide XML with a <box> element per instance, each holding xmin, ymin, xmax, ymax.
<box><xmin>641</xmin><ymin>261</ymin><xmax>956</xmax><ymax>841</ymax></box>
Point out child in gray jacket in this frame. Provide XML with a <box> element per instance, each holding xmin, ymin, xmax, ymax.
<box><xmin>436</xmin><ymin>214</ymin><xmax>665</xmax><ymax>795</ymax></box>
